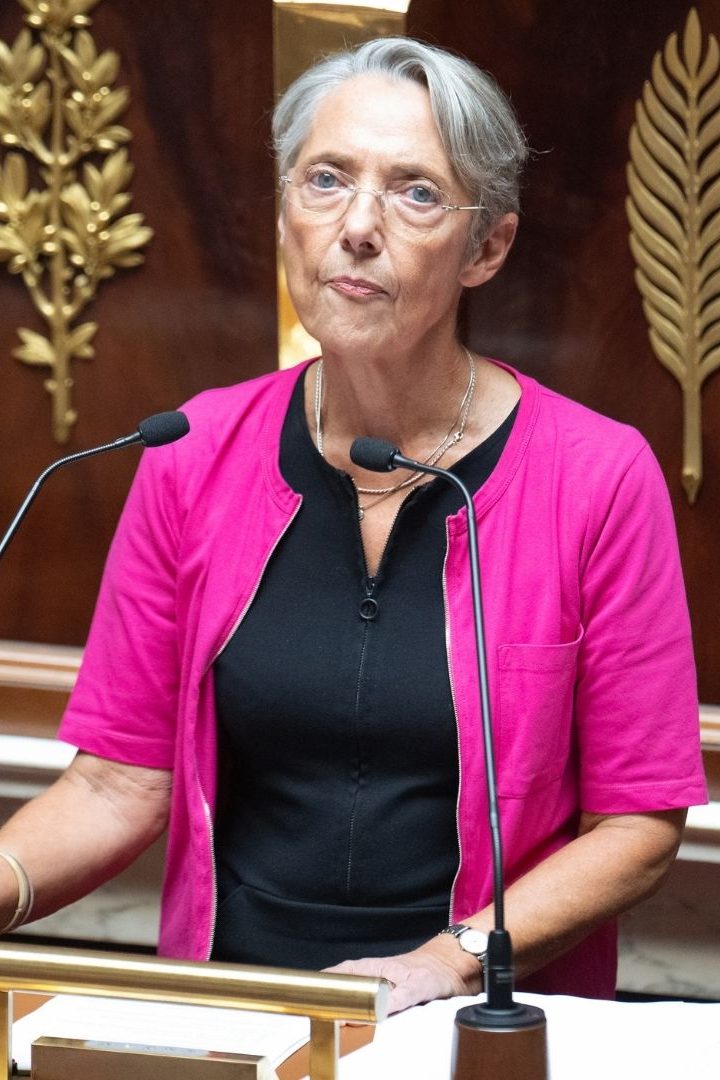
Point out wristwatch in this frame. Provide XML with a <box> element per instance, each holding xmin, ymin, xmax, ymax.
<box><xmin>439</xmin><ymin>922</ymin><xmax>488</xmax><ymax>967</ymax></box>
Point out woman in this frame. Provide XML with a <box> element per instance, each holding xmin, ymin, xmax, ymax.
<box><xmin>0</xmin><ymin>38</ymin><xmax>706</xmax><ymax>1013</ymax></box>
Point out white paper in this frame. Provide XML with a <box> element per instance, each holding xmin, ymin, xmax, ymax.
<box><xmin>302</xmin><ymin>993</ymin><xmax>720</xmax><ymax>1080</ymax></box>
<box><xmin>12</xmin><ymin>994</ymin><xmax>310</xmax><ymax>1073</ymax></box>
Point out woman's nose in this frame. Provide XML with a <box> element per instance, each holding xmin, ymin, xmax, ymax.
<box><xmin>339</xmin><ymin>189</ymin><xmax>386</xmax><ymax>254</ymax></box>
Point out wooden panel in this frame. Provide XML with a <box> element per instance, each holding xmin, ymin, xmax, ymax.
<box><xmin>0</xmin><ymin>642</ymin><xmax>80</xmax><ymax>737</ymax></box>
<box><xmin>408</xmin><ymin>0</ymin><xmax>720</xmax><ymax>702</ymax></box>
<box><xmin>0</xmin><ymin>0</ymin><xmax>277</xmax><ymax>647</ymax></box>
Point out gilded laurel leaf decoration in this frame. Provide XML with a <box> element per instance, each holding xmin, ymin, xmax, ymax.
<box><xmin>0</xmin><ymin>0</ymin><xmax>152</xmax><ymax>443</ymax></box>
<box><xmin>626</xmin><ymin>7</ymin><xmax>720</xmax><ymax>503</ymax></box>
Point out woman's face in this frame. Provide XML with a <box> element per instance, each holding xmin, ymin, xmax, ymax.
<box><xmin>278</xmin><ymin>74</ymin><xmax>515</xmax><ymax>361</ymax></box>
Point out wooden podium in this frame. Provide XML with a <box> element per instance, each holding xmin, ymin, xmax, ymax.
<box><xmin>0</xmin><ymin>943</ymin><xmax>388</xmax><ymax>1080</ymax></box>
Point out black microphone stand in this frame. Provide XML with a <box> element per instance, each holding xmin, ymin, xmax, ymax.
<box><xmin>0</xmin><ymin>435</ymin><xmax>141</xmax><ymax>562</ymax></box>
<box><xmin>0</xmin><ymin>412</ymin><xmax>189</xmax><ymax>562</ymax></box>
<box><xmin>351</xmin><ymin>438</ymin><xmax>547</xmax><ymax>1080</ymax></box>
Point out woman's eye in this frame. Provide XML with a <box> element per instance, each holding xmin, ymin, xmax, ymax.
<box><xmin>406</xmin><ymin>183</ymin><xmax>441</xmax><ymax>205</ymax></box>
<box><xmin>308</xmin><ymin>169</ymin><xmax>341</xmax><ymax>190</ymax></box>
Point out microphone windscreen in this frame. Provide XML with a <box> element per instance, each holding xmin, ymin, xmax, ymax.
<box><xmin>137</xmin><ymin>411</ymin><xmax>190</xmax><ymax>447</ymax></box>
<box><xmin>350</xmin><ymin>436</ymin><xmax>399</xmax><ymax>472</ymax></box>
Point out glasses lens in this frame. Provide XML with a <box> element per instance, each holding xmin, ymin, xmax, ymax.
<box><xmin>281</xmin><ymin>168</ymin><xmax>451</xmax><ymax>232</ymax></box>
<box><xmin>389</xmin><ymin>182</ymin><xmax>447</xmax><ymax>230</ymax></box>
<box><xmin>283</xmin><ymin>166</ymin><xmax>350</xmax><ymax>222</ymax></box>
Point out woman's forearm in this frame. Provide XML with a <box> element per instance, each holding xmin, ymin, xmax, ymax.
<box><xmin>457</xmin><ymin>808</ymin><xmax>687</xmax><ymax>981</ymax></box>
<box><xmin>0</xmin><ymin>752</ymin><xmax>171</xmax><ymax>930</ymax></box>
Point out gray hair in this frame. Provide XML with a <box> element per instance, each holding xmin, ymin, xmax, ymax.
<box><xmin>272</xmin><ymin>37</ymin><xmax>528</xmax><ymax>251</ymax></box>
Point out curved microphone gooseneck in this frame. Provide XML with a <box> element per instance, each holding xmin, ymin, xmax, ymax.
<box><xmin>350</xmin><ymin>435</ymin><xmax>547</xmax><ymax>1080</ymax></box>
<box><xmin>0</xmin><ymin>411</ymin><xmax>190</xmax><ymax>561</ymax></box>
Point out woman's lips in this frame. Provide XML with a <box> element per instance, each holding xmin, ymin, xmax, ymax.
<box><xmin>328</xmin><ymin>276</ymin><xmax>386</xmax><ymax>297</ymax></box>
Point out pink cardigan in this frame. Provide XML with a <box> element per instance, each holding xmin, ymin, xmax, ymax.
<box><xmin>59</xmin><ymin>361</ymin><xmax>706</xmax><ymax>997</ymax></box>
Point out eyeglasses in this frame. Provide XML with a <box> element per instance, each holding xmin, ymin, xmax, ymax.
<box><xmin>279</xmin><ymin>165</ymin><xmax>482</xmax><ymax>233</ymax></box>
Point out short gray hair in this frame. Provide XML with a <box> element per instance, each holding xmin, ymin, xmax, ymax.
<box><xmin>272</xmin><ymin>37</ymin><xmax>528</xmax><ymax>251</ymax></box>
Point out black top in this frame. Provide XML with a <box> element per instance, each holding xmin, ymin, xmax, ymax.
<box><xmin>212</xmin><ymin>370</ymin><xmax>516</xmax><ymax>969</ymax></box>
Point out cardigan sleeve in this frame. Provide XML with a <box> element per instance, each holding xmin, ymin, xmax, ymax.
<box><xmin>58</xmin><ymin>443</ymin><xmax>183</xmax><ymax>769</ymax></box>
<box><xmin>574</xmin><ymin>441</ymin><xmax>706</xmax><ymax>813</ymax></box>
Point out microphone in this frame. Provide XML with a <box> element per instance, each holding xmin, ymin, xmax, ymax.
<box><xmin>350</xmin><ymin>436</ymin><xmax>547</xmax><ymax>1080</ymax></box>
<box><xmin>136</xmin><ymin>411</ymin><xmax>190</xmax><ymax>448</ymax></box>
<box><xmin>0</xmin><ymin>411</ymin><xmax>190</xmax><ymax>561</ymax></box>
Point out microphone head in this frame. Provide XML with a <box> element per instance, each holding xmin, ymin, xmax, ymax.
<box><xmin>137</xmin><ymin>411</ymin><xmax>190</xmax><ymax>447</ymax></box>
<box><xmin>350</xmin><ymin>436</ymin><xmax>399</xmax><ymax>472</ymax></box>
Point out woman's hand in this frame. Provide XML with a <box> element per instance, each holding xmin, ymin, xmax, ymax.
<box><xmin>325</xmin><ymin>932</ymin><xmax>483</xmax><ymax>1015</ymax></box>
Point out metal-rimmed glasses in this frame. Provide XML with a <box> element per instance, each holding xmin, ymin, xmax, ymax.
<box><xmin>279</xmin><ymin>164</ymin><xmax>483</xmax><ymax>233</ymax></box>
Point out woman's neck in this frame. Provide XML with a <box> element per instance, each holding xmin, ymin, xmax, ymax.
<box><xmin>309</xmin><ymin>344</ymin><xmax>475</xmax><ymax>469</ymax></box>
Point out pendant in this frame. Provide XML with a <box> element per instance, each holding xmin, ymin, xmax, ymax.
<box><xmin>358</xmin><ymin>506</ymin><xmax>365</xmax><ymax>522</ymax></box>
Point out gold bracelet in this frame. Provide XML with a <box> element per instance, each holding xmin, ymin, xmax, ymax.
<box><xmin>0</xmin><ymin>850</ymin><xmax>34</xmax><ymax>934</ymax></box>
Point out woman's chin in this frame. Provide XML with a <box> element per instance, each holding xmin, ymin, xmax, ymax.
<box><xmin>312</xmin><ymin>326</ymin><xmax>401</xmax><ymax>360</ymax></box>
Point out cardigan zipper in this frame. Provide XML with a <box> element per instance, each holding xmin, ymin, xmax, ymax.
<box><xmin>201</xmin><ymin>501</ymin><xmax>302</xmax><ymax>961</ymax></box>
<box><xmin>443</xmin><ymin>521</ymin><xmax>463</xmax><ymax>925</ymax></box>
<box><xmin>344</xmin><ymin>484</ymin><xmax>413</xmax><ymax>895</ymax></box>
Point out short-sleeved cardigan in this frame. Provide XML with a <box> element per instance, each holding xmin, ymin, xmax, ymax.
<box><xmin>59</xmin><ymin>359</ymin><xmax>707</xmax><ymax>997</ymax></box>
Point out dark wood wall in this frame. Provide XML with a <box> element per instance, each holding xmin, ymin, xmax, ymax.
<box><xmin>0</xmin><ymin>0</ymin><xmax>277</xmax><ymax>644</ymax></box>
<box><xmin>409</xmin><ymin>0</ymin><xmax>720</xmax><ymax>703</ymax></box>
<box><xmin>0</xmin><ymin>1</ymin><xmax>718</xmax><ymax>704</ymax></box>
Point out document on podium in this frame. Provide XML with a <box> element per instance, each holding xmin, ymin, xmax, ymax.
<box><xmin>11</xmin><ymin>994</ymin><xmax>310</xmax><ymax>1073</ymax></box>
<box><xmin>303</xmin><ymin>992</ymin><xmax>720</xmax><ymax>1080</ymax></box>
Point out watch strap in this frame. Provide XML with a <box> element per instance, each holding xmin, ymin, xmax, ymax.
<box><xmin>439</xmin><ymin>922</ymin><xmax>488</xmax><ymax>965</ymax></box>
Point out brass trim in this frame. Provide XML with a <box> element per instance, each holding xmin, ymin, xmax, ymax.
<box><xmin>31</xmin><ymin>1038</ymin><xmax>276</xmax><ymax>1080</ymax></box>
<box><xmin>0</xmin><ymin>0</ymin><xmax>152</xmax><ymax>443</ymax></box>
<box><xmin>0</xmin><ymin>942</ymin><xmax>388</xmax><ymax>1080</ymax></box>
<box><xmin>0</xmin><ymin>989</ymin><xmax>9</xmax><ymax>1080</ymax></box>
<box><xmin>309</xmin><ymin>1018</ymin><xmax>339</xmax><ymax>1080</ymax></box>
<box><xmin>626</xmin><ymin>7</ymin><xmax>720</xmax><ymax>503</ymax></box>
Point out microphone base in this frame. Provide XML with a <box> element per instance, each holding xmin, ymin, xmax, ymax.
<box><xmin>451</xmin><ymin>1002</ymin><xmax>547</xmax><ymax>1080</ymax></box>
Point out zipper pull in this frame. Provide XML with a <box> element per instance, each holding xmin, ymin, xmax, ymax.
<box><xmin>359</xmin><ymin>577</ymin><xmax>379</xmax><ymax>620</ymax></box>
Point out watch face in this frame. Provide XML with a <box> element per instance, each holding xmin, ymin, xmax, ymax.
<box><xmin>458</xmin><ymin>928</ymin><xmax>488</xmax><ymax>955</ymax></box>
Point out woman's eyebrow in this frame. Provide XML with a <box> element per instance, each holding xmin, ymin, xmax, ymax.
<box><xmin>299</xmin><ymin>150</ymin><xmax>451</xmax><ymax>183</ymax></box>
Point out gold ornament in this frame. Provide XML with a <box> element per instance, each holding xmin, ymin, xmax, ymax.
<box><xmin>0</xmin><ymin>0</ymin><xmax>152</xmax><ymax>442</ymax></box>
<box><xmin>626</xmin><ymin>7</ymin><xmax>720</xmax><ymax>504</ymax></box>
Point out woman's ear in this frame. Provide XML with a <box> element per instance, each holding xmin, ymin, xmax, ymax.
<box><xmin>459</xmin><ymin>213</ymin><xmax>518</xmax><ymax>289</ymax></box>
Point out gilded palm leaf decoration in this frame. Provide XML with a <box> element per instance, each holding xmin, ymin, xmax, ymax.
<box><xmin>0</xmin><ymin>0</ymin><xmax>152</xmax><ymax>442</ymax></box>
<box><xmin>626</xmin><ymin>7</ymin><xmax>720</xmax><ymax>504</ymax></box>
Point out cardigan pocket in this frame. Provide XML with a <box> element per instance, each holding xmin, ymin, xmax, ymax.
<box><xmin>496</xmin><ymin>630</ymin><xmax>583</xmax><ymax>798</ymax></box>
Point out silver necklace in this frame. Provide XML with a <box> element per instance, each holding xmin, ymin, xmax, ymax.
<box><xmin>314</xmin><ymin>349</ymin><xmax>477</xmax><ymax>519</ymax></box>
